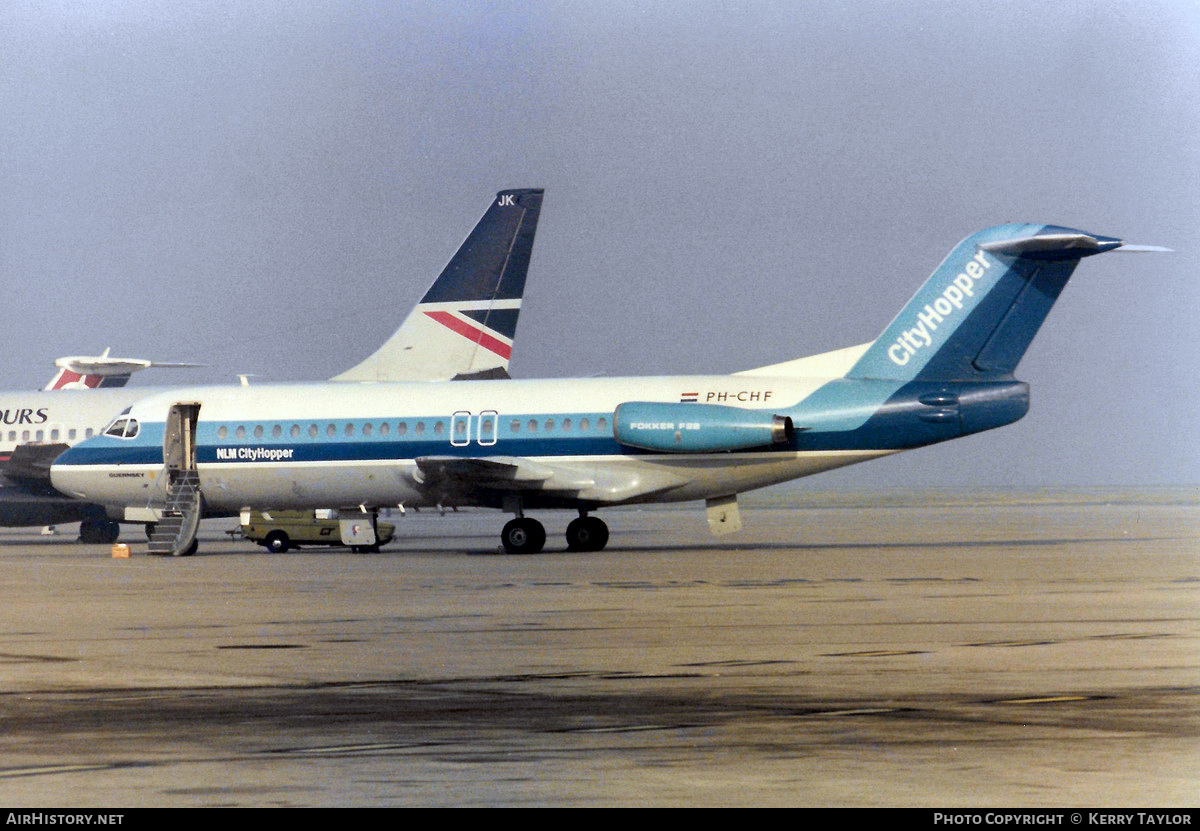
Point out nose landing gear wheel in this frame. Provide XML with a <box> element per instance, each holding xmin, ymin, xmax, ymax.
<box><xmin>566</xmin><ymin>516</ymin><xmax>609</xmax><ymax>551</ymax></box>
<box><xmin>501</xmin><ymin>517</ymin><xmax>546</xmax><ymax>554</ymax></box>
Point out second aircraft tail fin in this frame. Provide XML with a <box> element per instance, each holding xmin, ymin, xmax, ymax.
<box><xmin>46</xmin><ymin>349</ymin><xmax>205</xmax><ymax>390</ymax></box>
<box><xmin>332</xmin><ymin>188</ymin><xmax>544</xmax><ymax>383</ymax></box>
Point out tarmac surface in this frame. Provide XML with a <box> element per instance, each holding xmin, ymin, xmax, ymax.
<box><xmin>0</xmin><ymin>487</ymin><xmax>1197</xmax><ymax>807</ymax></box>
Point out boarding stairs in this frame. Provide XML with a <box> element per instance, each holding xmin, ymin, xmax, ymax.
<box><xmin>146</xmin><ymin>470</ymin><xmax>202</xmax><ymax>557</ymax></box>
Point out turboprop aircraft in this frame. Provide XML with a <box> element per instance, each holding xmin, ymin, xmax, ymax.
<box><xmin>6</xmin><ymin>188</ymin><xmax>543</xmax><ymax>540</ymax></box>
<box><xmin>49</xmin><ymin>222</ymin><xmax>1164</xmax><ymax>556</ymax></box>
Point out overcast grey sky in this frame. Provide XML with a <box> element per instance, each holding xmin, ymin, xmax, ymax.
<box><xmin>2</xmin><ymin>1</ymin><xmax>1197</xmax><ymax>487</ymax></box>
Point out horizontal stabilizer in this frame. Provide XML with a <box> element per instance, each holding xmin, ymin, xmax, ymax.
<box><xmin>977</xmin><ymin>233</ymin><xmax>1120</xmax><ymax>259</ymax></box>
<box><xmin>978</xmin><ymin>234</ymin><xmax>1171</xmax><ymax>260</ymax></box>
<box><xmin>451</xmin><ymin>366</ymin><xmax>512</xmax><ymax>381</ymax></box>
<box><xmin>1113</xmin><ymin>243</ymin><xmax>1173</xmax><ymax>253</ymax></box>
<box><xmin>47</xmin><ymin>349</ymin><xmax>205</xmax><ymax>390</ymax></box>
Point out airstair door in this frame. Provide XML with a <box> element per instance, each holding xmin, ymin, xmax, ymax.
<box><xmin>149</xmin><ymin>403</ymin><xmax>202</xmax><ymax>557</ymax></box>
<box><xmin>164</xmin><ymin>403</ymin><xmax>200</xmax><ymax>475</ymax></box>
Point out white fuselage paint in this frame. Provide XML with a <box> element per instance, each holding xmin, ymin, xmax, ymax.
<box><xmin>0</xmin><ymin>389</ymin><xmax>156</xmax><ymax>455</ymax></box>
<box><xmin>50</xmin><ymin>375</ymin><xmax>898</xmax><ymax>515</ymax></box>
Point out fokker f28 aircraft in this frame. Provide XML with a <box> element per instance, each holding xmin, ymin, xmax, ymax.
<box><xmin>50</xmin><ymin>223</ymin><xmax>1163</xmax><ymax>556</ymax></box>
<box><xmin>5</xmin><ymin>188</ymin><xmax>543</xmax><ymax>540</ymax></box>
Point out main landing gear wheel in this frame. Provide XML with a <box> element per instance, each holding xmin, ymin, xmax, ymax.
<box><xmin>566</xmin><ymin>516</ymin><xmax>609</xmax><ymax>552</ymax></box>
<box><xmin>501</xmin><ymin>517</ymin><xmax>546</xmax><ymax>554</ymax></box>
<box><xmin>79</xmin><ymin>518</ymin><xmax>120</xmax><ymax>545</ymax></box>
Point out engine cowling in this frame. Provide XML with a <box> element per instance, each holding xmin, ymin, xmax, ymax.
<box><xmin>614</xmin><ymin>401</ymin><xmax>794</xmax><ymax>453</ymax></box>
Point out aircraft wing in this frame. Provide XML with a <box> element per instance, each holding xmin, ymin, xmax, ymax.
<box><xmin>412</xmin><ymin>455</ymin><xmax>688</xmax><ymax>505</ymax></box>
<box><xmin>4</xmin><ymin>442</ymin><xmax>70</xmax><ymax>488</ymax></box>
<box><xmin>414</xmin><ymin>455</ymin><xmax>569</xmax><ymax>490</ymax></box>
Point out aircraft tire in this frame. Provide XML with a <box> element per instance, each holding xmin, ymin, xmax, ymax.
<box><xmin>264</xmin><ymin>532</ymin><xmax>290</xmax><ymax>554</ymax></box>
<box><xmin>79</xmin><ymin>518</ymin><xmax>120</xmax><ymax>545</ymax></box>
<box><xmin>501</xmin><ymin>517</ymin><xmax>546</xmax><ymax>554</ymax></box>
<box><xmin>566</xmin><ymin>516</ymin><xmax>609</xmax><ymax>552</ymax></box>
<box><xmin>172</xmin><ymin>538</ymin><xmax>198</xmax><ymax>557</ymax></box>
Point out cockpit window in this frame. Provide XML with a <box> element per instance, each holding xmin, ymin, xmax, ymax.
<box><xmin>103</xmin><ymin>417</ymin><xmax>140</xmax><ymax>439</ymax></box>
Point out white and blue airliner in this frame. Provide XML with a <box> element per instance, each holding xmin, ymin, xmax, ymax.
<box><xmin>50</xmin><ymin>222</ymin><xmax>1163</xmax><ymax>555</ymax></box>
<box><xmin>1</xmin><ymin>188</ymin><xmax>543</xmax><ymax>543</ymax></box>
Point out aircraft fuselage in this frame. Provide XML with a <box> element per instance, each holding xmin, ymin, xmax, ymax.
<box><xmin>49</xmin><ymin>373</ymin><xmax>1028</xmax><ymax>515</ymax></box>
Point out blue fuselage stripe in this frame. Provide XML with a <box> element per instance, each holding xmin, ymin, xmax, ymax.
<box><xmin>54</xmin><ymin>379</ymin><xmax>1032</xmax><ymax>470</ymax></box>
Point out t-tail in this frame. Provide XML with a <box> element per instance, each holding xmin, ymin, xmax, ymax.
<box><xmin>773</xmin><ymin>224</ymin><xmax>1166</xmax><ymax>447</ymax></box>
<box><xmin>845</xmin><ymin>224</ymin><xmax>1161</xmax><ymax>383</ymax></box>
<box><xmin>44</xmin><ymin>348</ymin><xmax>204</xmax><ymax>390</ymax></box>
<box><xmin>332</xmin><ymin>188</ymin><xmax>544</xmax><ymax>383</ymax></box>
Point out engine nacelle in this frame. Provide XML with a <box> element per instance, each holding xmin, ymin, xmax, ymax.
<box><xmin>614</xmin><ymin>401</ymin><xmax>794</xmax><ymax>453</ymax></box>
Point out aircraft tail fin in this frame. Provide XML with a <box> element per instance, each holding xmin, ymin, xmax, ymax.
<box><xmin>45</xmin><ymin>349</ymin><xmax>205</xmax><ymax>390</ymax></box>
<box><xmin>46</xmin><ymin>366</ymin><xmax>115</xmax><ymax>390</ymax></box>
<box><xmin>842</xmin><ymin>224</ymin><xmax>1161</xmax><ymax>382</ymax></box>
<box><xmin>332</xmin><ymin>188</ymin><xmax>544</xmax><ymax>383</ymax></box>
